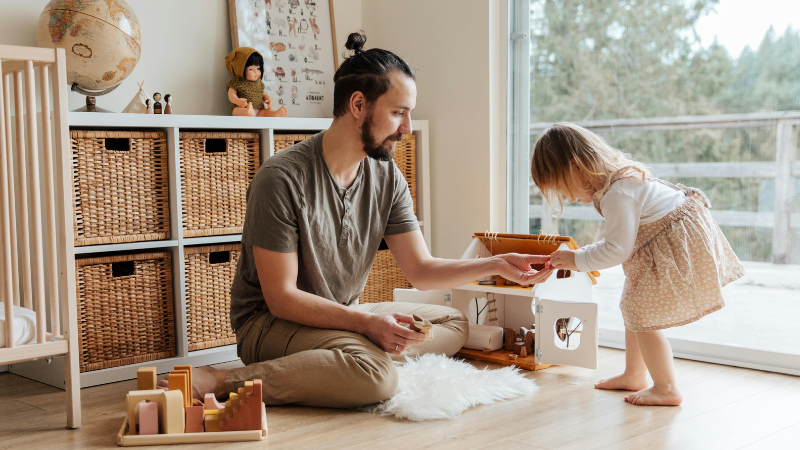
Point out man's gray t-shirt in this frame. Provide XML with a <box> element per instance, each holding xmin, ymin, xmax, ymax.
<box><xmin>229</xmin><ymin>131</ymin><xmax>419</xmax><ymax>331</ymax></box>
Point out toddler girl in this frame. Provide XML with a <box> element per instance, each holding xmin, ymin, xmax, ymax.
<box><xmin>533</xmin><ymin>123</ymin><xmax>744</xmax><ymax>406</ymax></box>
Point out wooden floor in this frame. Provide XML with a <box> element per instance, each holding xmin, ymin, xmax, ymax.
<box><xmin>1</xmin><ymin>347</ymin><xmax>799</xmax><ymax>450</ymax></box>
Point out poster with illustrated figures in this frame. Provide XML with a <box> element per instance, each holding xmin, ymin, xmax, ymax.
<box><xmin>229</xmin><ymin>0</ymin><xmax>337</xmax><ymax>118</ymax></box>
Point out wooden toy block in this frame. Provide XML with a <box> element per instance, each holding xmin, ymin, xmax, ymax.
<box><xmin>126</xmin><ymin>389</ymin><xmax>184</xmax><ymax>435</ymax></box>
<box><xmin>409</xmin><ymin>315</ymin><xmax>434</xmax><ymax>340</ymax></box>
<box><xmin>230</xmin><ymin>392</ymin><xmax>240</xmax><ymax>411</ymax></box>
<box><xmin>204</xmin><ymin>393</ymin><xmax>224</xmax><ymax>410</ymax></box>
<box><xmin>138</xmin><ymin>401</ymin><xmax>159</xmax><ymax>435</ymax></box>
<box><xmin>185</xmin><ymin>405</ymin><xmax>205</xmax><ymax>433</ymax></box>
<box><xmin>203</xmin><ymin>412</ymin><xmax>220</xmax><ymax>432</ymax></box>
<box><xmin>168</xmin><ymin>372</ymin><xmax>191</xmax><ymax>409</ymax></box>
<box><xmin>137</xmin><ymin>367</ymin><xmax>157</xmax><ymax>391</ymax></box>
<box><xmin>173</xmin><ymin>365</ymin><xmax>193</xmax><ymax>397</ymax></box>
<box><xmin>219</xmin><ymin>379</ymin><xmax>263</xmax><ymax>432</ymax></box>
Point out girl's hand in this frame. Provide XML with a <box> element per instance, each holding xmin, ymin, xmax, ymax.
<box><xmin>494</xmin><ymin>253</ymin><xmax>554</xmax><ymax>286</ymax></box>
<box><xmin>550</xmin><ymin>249</ymin><xmax>579</xmax><ymax>271</ymax></box>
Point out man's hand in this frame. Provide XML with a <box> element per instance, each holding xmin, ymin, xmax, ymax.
<box><xmin>361</xmin><ymin>313</ymin><xmax>426</xmax><ymax>355</ymax></box>
<box><xmin>494</xmin><ymin>253</ymin><xmax>554</xmax><ymax>285</ymax></box>
<box><xmin>550</xmin><ymin>249</ymin><xmax>579</xmax><ymax>271</ymax></box>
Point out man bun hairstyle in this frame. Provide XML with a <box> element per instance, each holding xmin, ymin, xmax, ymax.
<box><xmin>332</xmin><ymin>31</ymin><xmax>415</xmax><ymax>117</ymax></box>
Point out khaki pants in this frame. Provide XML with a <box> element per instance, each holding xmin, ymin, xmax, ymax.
<box><xmin>225</xmin><ymin>302</ymin><xmax>468</xmax><ymax>408</ymax></box>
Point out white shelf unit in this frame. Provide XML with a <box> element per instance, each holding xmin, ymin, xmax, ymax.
<box><xmin>11</xmin><ymin>113</ymin><xmax>431</xmax><ymax>388</ymax></box>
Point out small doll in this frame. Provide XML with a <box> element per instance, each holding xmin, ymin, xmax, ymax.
<box><xmin>225</xmin><ymin>47</ymin><xmax>288</xmax><ymax>117</ymax></box>
<box><xmin>153</xmin><ymin>92</ymin><xmax>163</xmax><ymax>114</ymax></box>
<box><xmin>164</xmin><ymin>94</ymin><xmax>174</xmax><ymax>114</ymax></box>
<box><xmin>145</xmin><ymin>98</ymin><xmax>153</xmax><ymax>114</ymax></box>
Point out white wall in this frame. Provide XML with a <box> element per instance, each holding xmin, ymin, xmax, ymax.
<box><xmin>0</xmin><ymin>0</ymin><xmax>362</xmax><ymax>115</ymax></box>
<box><xmin>363</xmin><ymin>0</ymin><xmax>506</xmax><ymax>258</ymax></box>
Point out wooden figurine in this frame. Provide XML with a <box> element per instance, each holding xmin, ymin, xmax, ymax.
<box><xmin>524</xmin><ymin>330</ymin><xmax>535</xmax><ymax>355</ymax></box>
<box><xmin>409</xmin><ymin>315</ymin><xmax>433</xmax><ymax>340</ymax></box>
<box><xmin>225</xmin><ymin>47</ymin><xmax>288</xmax><ymax>117</ymax></box>
<box><xmin>503</xmin><ymin>328</ymin><xmax>516</xmax><ymax>351</ymax></box>
<box><xmin>137</xmin><ymin>367</ymin><xmax>157</xmax><ymax>391</ymax></box>
<box><xmin>145</xmin><ymin>99</ymin><xmax>153</xmax><ymax>114</ymax></box>
<box><xmin>153</xmin><ymin>92</ymin><xmax>163</xmax><ymax>114</ymax></box>
<box><xmin>164</xmin><ymin>94</ymin><xmax>174</xmax><ymax>114</ymax></box>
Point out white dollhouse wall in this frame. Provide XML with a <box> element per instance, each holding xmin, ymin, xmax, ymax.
<box><xmin>395</xmin><ymin>238</ymin><xmax>599</xmax><ymax>369</ymax></box>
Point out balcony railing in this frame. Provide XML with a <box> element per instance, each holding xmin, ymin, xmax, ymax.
<box><xmin>528</xmin><ymin>111</ymin><xmax>800</xmax><ymax>264</ymax></box>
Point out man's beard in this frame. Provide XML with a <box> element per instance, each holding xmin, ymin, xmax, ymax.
<box><xmin>360</xmin><ymin>109</ymin><xmax>404</xmax><ymax>162</ymax></box>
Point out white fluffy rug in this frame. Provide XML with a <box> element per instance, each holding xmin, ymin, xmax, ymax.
<box><xmin>365</xmin><ymin>353</ymin><xmax>537</xmax><ymax>421</ymax></box>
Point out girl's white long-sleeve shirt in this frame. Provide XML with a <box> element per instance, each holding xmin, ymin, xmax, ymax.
<box><xmin>574</xmin><ymin>177</ymin><xmax>685</xmax><ymax>272</ymax></box>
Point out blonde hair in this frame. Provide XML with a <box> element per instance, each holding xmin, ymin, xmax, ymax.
<box><xmin>531</xmin><ymin>122</ymin><xmax>650</xmax><ymax>214</ymax></box>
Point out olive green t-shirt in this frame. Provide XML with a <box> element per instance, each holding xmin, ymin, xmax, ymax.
<box><xmin>229</xmin><ymin>131</ymin><xmax>419</xmax><ymax>331</ymax></box>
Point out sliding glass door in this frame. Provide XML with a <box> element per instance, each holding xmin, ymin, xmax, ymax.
<box><xmin>508</xmin><ymin>0</ymin><xmax>800</xmax><ymax>375</ymax></box>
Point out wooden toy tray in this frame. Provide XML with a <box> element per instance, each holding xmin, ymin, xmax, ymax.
<box><xmin>116</xmin><ymin>402</ymin><xmax>268</xmax><ymax>446</ymax></box>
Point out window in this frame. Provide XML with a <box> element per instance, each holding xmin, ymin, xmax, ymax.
<box><xmin>508</xmin><ymin>0</ymin><xmax>800</xmax><ymax>374</ymax></box>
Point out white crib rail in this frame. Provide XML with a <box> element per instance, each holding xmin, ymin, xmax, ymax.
<box><xmin>0</xmin><ymin>45</ymin><xmax>80</xmax><ymax>429</ymax></box>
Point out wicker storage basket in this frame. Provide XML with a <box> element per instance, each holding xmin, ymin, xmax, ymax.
<box><xmin>70</xmin><ymin>130</ymin><xmax>170</xmax><ymax>246</ymax></box>
<box><xmin>274</xmin><ymin>133</ymin><xmax>418</xmax><ymax>303</ymax></box>
<box><xmin>184</xmin><ymin>244</ymin><xmax>240</xmax><ymax>351</ymax></box>
<box><xmin>360</xmin><ymin>248</ymin><xmax>412</xmax><ymax>303</ymax></box>
<box><xmin>180</xmin><ymin>132</ymin><xmax>260</xmax><ymax>237</ymax></box>
<box><xmin>76</xmin><ymin>251</ymin><xmax>175</xmax><ymax>372</ymax></box>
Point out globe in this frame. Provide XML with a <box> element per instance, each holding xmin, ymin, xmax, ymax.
<box><xmin>36</xmin><ymin>0</ymin><xmax>142</xmax><ymax>95</ymax></box>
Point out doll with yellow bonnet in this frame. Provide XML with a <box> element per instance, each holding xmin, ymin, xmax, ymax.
<box><xmin>225</xmin><ymin>47</ymin><xmax>288</xmax><ymax>117</ymax></box>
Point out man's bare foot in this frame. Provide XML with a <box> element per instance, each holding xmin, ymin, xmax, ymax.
<box><xmin>157</xmin><ymin>366</ymin><xmax>229</xmax><ymax>403</ymax></box>
<box><xmin>625</xmin><ymin>386</ymin><xmax>683</xmax><ymax>406</ymax></box>
<box><xmin>594</xmin><ymin>372</ymin><xmax>649</xmax><ymax>391</ymax></box>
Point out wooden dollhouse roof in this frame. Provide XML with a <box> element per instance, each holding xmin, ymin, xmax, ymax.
<box><xmin>473</xmin><ymin>232</ymin><xmax>600</xmax><ymax>284</ymax></box>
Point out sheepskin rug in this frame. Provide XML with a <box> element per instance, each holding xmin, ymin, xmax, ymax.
<box><xmin>365</xmin><ymin>353</ymin><xmax>537</xmax><ymax>421</ymax></box>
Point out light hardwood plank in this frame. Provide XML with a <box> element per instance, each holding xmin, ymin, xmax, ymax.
<box><xmin>740</xmin><ymin>422</ymin><xmax>800</xmax><ymax>450</ymax></box>
<box><xmin>2</xmin><ymin>348</ymin><xmax>800</xmax><ymax>450</ymax></box>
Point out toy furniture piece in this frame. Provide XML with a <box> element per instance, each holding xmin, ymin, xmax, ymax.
<box><xmin>0</xmin><ymin>45</ymin><xmax>81</xmax><ymax>428</ymax></box>
<box><xmin>397</xmin><ymin>233</ymin><xmax>601</xmax><ymax>371</ymax></box>
<box><xmin>117</xmin><ymin>366</ymin><xmax>267</xmax><ymax>446</ymax></box>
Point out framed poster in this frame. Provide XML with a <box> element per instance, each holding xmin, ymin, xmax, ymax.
<box><xmin>228</xmin><ymin>0</ymin><xmax>338</xmax><ymax>118</ymax></box>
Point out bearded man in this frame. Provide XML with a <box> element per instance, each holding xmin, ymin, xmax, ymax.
<box><xmin>167</xmin><ymin>32</ymin><xmax>553</xmax><ymax>408</ymax></box>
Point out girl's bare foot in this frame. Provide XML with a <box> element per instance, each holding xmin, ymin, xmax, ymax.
<box><xmin>157</xmin><ymin>366</ymin><xmax>229</xmax><ymax>403</ymax></box>
<box><xmin>625</xmin><ymin>385</ymin><xmax>683</xmax><ymax>406</ymax></box>
<box><xmin>594</xmin><ymin>372</ymin><xmax>648</xmax><ymax>391</ymax></box>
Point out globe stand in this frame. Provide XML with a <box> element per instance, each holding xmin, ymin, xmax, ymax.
<box><xmin>73</xmin><ymin>96</ymin><xmax>113</xmax><ymax>113</ymax></box>
<box><xmin>71</xmin><ymin>83</ymin><xmax>118</xmax><ymax>113</ymax></box>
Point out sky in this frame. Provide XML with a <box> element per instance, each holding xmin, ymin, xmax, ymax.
<box><xmin>694</xmin><ymin>0</ymin><xmax>799</xmax><ymax>58</ymax></box>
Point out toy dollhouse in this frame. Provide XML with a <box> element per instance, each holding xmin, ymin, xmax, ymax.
<box><xmin>397</xmin><ymin>232</ymin><xmax>601</xmax><ymax>371</ymax></box>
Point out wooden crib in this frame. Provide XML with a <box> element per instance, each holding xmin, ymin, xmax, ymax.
<box><xmin>0</xmin><ymin>45</ymin><xmax>80</xmax><ymax>428</ymax></box>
